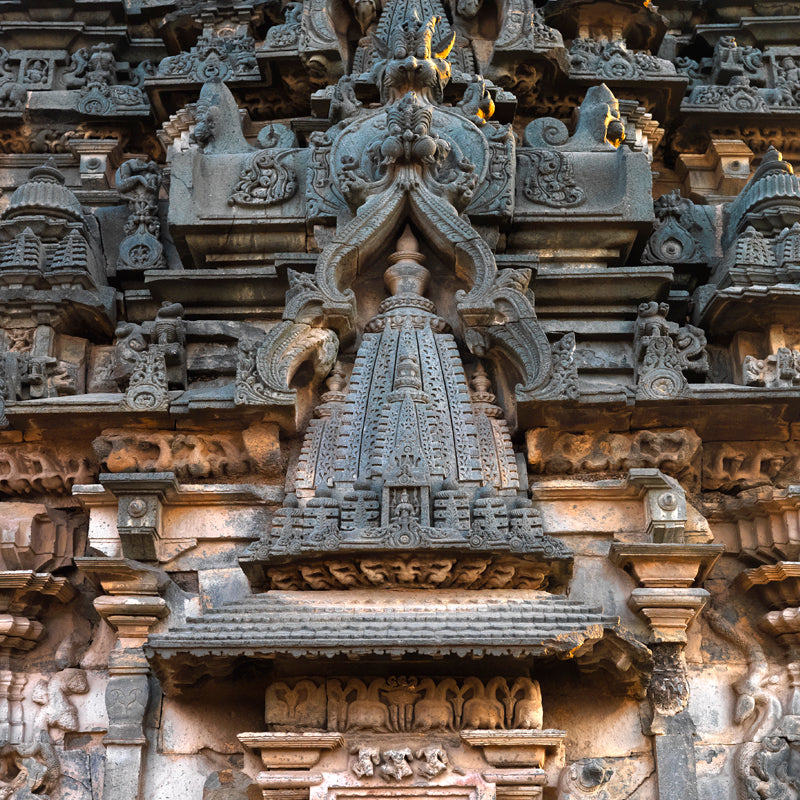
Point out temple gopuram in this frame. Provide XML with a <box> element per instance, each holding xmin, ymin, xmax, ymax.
<box><xmin>0</xmin><ymin>0</ymin><xmax>798</xmax><ymax>798</ymax></box>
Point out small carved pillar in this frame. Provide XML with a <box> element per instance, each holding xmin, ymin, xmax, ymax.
<box><xmin>237</xmin><ymin>732</ymin><xmax>343</xmax><ymax>800</ymax></box>
<box><xmin>77</xmin><ymin>557</ymin><xmax>168</xmax><ymax>800</ymax></box>
<box><xmin>610</xmin><ymin>542</ymin><xmax>723</xmax><ymax>800</ymax></box>
<box><xmin>99</xmin><ymin>472</ymin><xmax>178</xmax><ymax>561</ymax></box>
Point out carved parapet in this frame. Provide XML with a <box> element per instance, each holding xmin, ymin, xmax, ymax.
<box><xmin>526</xmin><ymin>427</ymin><xmax>701</xmax><ymax>484</ymax></box>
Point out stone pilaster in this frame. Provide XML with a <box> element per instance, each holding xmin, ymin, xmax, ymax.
<box><xmin>77</xmin><ymin>557</ymin><xmax>168</xmax><ymax>800</ymax></box>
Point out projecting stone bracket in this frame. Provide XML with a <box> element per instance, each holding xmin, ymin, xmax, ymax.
<box><xmin>610</xmin><ymin>543</ymin><xmax>723</xmax><ymax>642</ymax></box>
<box><xmin>238</xmin><ymin>732</ymin><xmax>341</xmax><ymax>800</ymax></box>
<box><xmin>738</xmin><ymin>562</ymin><xmax>800</xmax><ymax>653</ymax></box>
<box><xmin>99</xmin><ymin>472</ymin><xmax>178</xmax><ymax>561</ymax></box>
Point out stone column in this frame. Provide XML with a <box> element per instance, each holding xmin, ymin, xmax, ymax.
<box><xmin>610</xmin><ymin>542</ymin><xmax>723</xmax><ymax>800</ymax></box>
<box><xmin>77</xmin><ymin>557</ymin><xmax>168</xmax><ymax>800</ymax></box>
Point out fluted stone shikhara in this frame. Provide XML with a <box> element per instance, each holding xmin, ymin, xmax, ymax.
<box><xmin>0</xmin><ymin>0</ymin><xmax>799</xmax><ymax>799</ymax></box>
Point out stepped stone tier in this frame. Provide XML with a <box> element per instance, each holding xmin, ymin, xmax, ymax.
<box><xmin>3</xmin><ymin>0</ymin><xmax>800</xmax><ymax>799</ymax></box>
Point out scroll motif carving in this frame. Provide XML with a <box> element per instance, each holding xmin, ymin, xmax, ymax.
<box><xmin>265</xmin><ymin>676</ymin><xmax>544</xmax><ymax>733</ymax></box>
<box><xmin>521</xmin><ymin>150</ymin><xmax>585</xmax><ymax>208</ymax></box>
<box><xmin>634</xmin><ymin>302</ymin><xmax>708</xmax><ymax>400</ymax></box>
<box><xmin>228</xmin><ymin>149</ymin><xmax>298</xmax><ymax>208</ymax></box>
<box><xmin>235</xmin><ymin>321</ymin><xmax>338</xmax><ymax>406</ymax></box>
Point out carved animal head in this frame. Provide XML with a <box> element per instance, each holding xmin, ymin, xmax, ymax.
<box><xmin>372</xmin><ymin>11</ymin><xmax>455</xmax><ymax>102</ymax></box>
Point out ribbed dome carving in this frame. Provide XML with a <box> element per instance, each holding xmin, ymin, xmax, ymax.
<box><xmin>3</xmin><ymin>158</ymin><xmax>83</xmax><ymax>222</ymax></box>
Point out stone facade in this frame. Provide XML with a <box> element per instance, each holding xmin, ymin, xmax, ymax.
<box><xmin>0</xmin><ymin>1</ymin><xmax>797</xmax><ymax>799</ymax></box>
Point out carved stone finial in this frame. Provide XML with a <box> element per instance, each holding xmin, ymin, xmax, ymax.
<box><xmin>325</xmin><ymin>362</ymin><xmax>347</xmax><ymax>394</ymax></box>
<box><xmin>384</xmin><ymin>226</ymin><xmax>430</xmax><ymax>298</ymax></box>
<box><xmin>394</xmin><ymin>352</ymin><xmax>422</xmax><ymax>391</ymax></box>
<box><xmin>469</xmin><ymin>363</ymin><xmax>496</xmax><ymax>403</ymax></box>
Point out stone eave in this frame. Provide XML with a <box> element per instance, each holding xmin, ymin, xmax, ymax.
<box><xmin>144</xmin><ymin>589</ymin><xmax>653</xmax><ymax>695</ymax></box>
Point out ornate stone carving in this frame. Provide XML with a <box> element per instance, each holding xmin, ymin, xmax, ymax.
<box><xmin>702</xmin><ymin>442</ymin><xmax>800</xmax><ymax>492</ymax></box>
<box><xmin>642</xmin><ymin>190</ymin><xmax>705</xmax><ymax>264</ymax></box>
<box><xmin>706</xmin><ymin>608</ymin><xmax>800</xmax><ymax>800</ymax></box>
<box><xmin>117</xmin><ymin>302</ymin><xmax>185</xmax><ymax>411</ymax></box>
<box><xmin>31</xmin><ymin>635</ymin><xmax>89</xmax><ymax>742</ymax></box>
<box><xmin>527</xmin><ymin>428</ymin><xmax>701</xmax><ymax>482</ymax></box>
<box><xmin>93</xmin><ymin>426</ymin><xmax>280</xmax><ymax>480</ymax></box>
<box><xmin>260</xmin><ymin>553</ymin><xmax>554</xmax><ymax>591</ymax></box>
<box><xmin>265</xmin><ymin>675</ymin><xmax>543</xmax><ymax>733</ymax></box>
<box><xmin>115</xmin><ymin>158</ymin><xmax>165</xmax><ymax>273</ymax></box>
<box><xmin>65</xmin><ymin>44</ymin><xmax>149</xmax><ymax>115</ymax></box>
<box><xmin>121</xmin><ymin>347</ymin><xmax>169</xmax><ymax>412</ymax></box>
<box><xmin>744</xmin><ymin>347</ymin><xmax>800</xmax><ymax>388</ymax></box>
<box><xmin>568</xmin><ymin>39</ymin><xmax>675</xmax><ymax>81</ymax></box>
<box><xmin>154</xmin><ymin>18</ymin><xmax>259</xmax><ymax>84</ymax></box>
<box><xmin>523</xmin><ymin>84</ymin><xmax>626</xmax><ymax>152</ymax></box>
<box><xmin>0</xmin><ymin>444</ymin><xmax>96</xmax><ymax>496</ymax></box>
<box><xmin>647</xmin><ymin>643</ymin><xmax>691</xmax><ymax>717</ymax></box>
<box><xmin>520</xmin><ymin>150</ymin><xmax>585</xmax><ymax>208</ymax></box>
<box><xmin>228</xmin><ymin>149</ymin><xmax>298</xmax><ymax>207</ymax></box>
<box><xmin>235</xmin><ymin>321</ymin><xmax>338</xmax><ymax>406</ymax></box>
<box><xmin>634</xmin><ymin>302</ymin><xmax>708</xmax><ymax>400</ymax></box>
